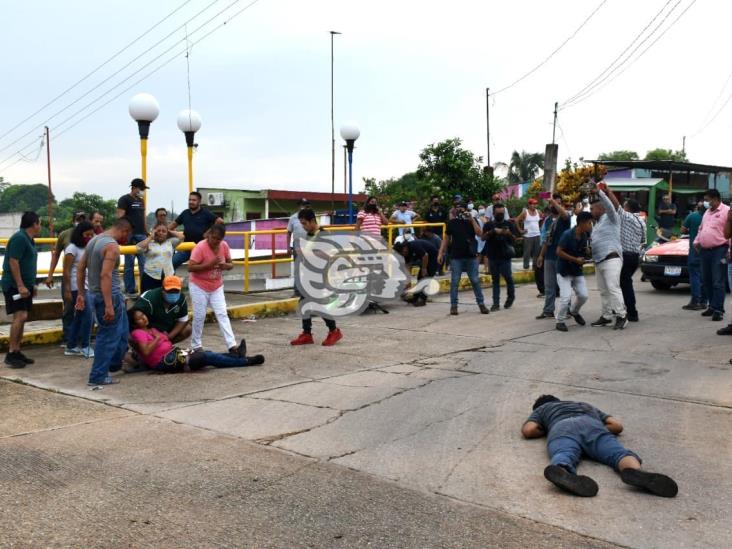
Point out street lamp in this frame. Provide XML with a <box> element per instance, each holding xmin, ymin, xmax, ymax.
<box><xmin>340</xmin><ymin>123</ymin><xmax>360</xmax><ymax>223</ymax></box>
<box><xmin>128</xmin><ymin>93</ymin><xmax>159</xmax><ymax>212</ymax></box>
<box><xmin>177</xmin><ymin>109</ymin><xmax>202</xmax><ymax>194</ymax></box>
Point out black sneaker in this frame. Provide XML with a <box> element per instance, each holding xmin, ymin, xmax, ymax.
<box><xmin>614</xmin><ymin>316</ymin><xmax>628</xmax><ymax>330</ymax></box>
<box><xmin>237</xmin><ymin>338</ymin><xmax>247</xmax><ymax>358</ymax></box>
<box><xmin>556</xmin><ymin>322</ymin><xmax>568</xmax><ymax>332</ymax></box>
<box><xmin>620</xmin><ymin>468</ymin><xmax>678</xmax><ymax>498</ymax></box>
<box><xmin>246</xmin><ymin>354</ymin><xmax>265</xmax><ymax>366</ymax></box>
<box><xmin>4</xmin><ymin>352</ymin><xmax>26</xmax><ymax>369</ymax></box>
<box><xmin>701</xmin><ymin>308</ymin><xmax>714</xmax><ymax>317</ymax></box>
<box><xmin>569</xmin><ymin>312</ymin><xmax>586</xmax><ymax>326</ymax></box>
<box><xmin>536</xmin><ymin>312</ymin><xmax>553</xmax><ymax>319</ymax></box>
<box><xmin>504</xmin><ymin>297</ymin><xmax>514</xmax><ymax>309</ymax></box>
<box><xmin>591</xmin><ymin>317</ymin><xmax>612</xmax><ymax>327</ymax></box>
<box><xmin>478</xmin><ymin>304</ymin><xmax>489</xmax><ymax>314</ymax></box>
<box><xmin>717</xmin><ymin>325</ymin><xmax>732</xmax><ymax>335</ymax></box>
<box><xmin>490</xmin><ymin>303</ymin><xmax>500</xmax><ymax>312</ymax></box>
<box><xmin>682</xmin><ymin>301</ymin><xmax>702</xmax><ymax>311</ymax></box>
<box><xmin>16</xmin><ymin>351</ymin><xmax>34</xmax><ymax>364</ymax></box>
<box><xmin>627</xmin><ymin>312</ymin><xmax>639</xmax><ymax>322</ymax></box>
<box><xmin>544</xmin><ymin>465</ymin><xmax>598</xmax><ymax>497</ymax></box>
<box><xmin>450</xmin><ymin>306</ymin><xmax>458</xmax><ymax>316</ymax></box>
<box><xmin>712</xmin><ymin>312</ymin><xmax>724</xmax><ymax>321</ymax></box>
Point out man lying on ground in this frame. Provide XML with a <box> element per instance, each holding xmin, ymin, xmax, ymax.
<box><xmin>522</xmin><ymin>394</ymin><xmax>677</xmax><ymax>498</ymax></box>
<box><xmin>128</xmin><ymin>309</ymin><xmax>264</xmax><ymax>373</ymax></box>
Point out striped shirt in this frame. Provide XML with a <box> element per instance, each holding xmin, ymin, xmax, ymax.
<box><xmin>357</xmin><ymin>211</ymin><xmax>383</xmax><ymax>236</ymax></box>
<box><xmin>617</xmin><ymin>208</ymin><xmax>646</xmax><ymax>254</ymax></box>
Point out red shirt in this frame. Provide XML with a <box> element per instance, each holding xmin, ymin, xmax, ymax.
<box><xmin>190</xmin><ymin>240</ymin><xmax>231</xmax><ymax>292</ymax></box>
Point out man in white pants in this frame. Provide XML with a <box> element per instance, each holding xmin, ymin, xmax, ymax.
<box><xmin>555</xmin><ymin>212</ymin><xmax>594</xmax><ymax>332</ymax></box>
<box><xmin>187</xmin><ymin>224</ymin><xmax>238</xmax><ymax>353</ymax></box>
<box><xmin>588</xmin><ymin>183</ymin><xmax>627</xmax><ymax>330</ymax></box>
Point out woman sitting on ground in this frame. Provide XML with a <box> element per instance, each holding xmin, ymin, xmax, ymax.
<box><xmin>128</xmin><ymin>309</ymin><xmax>264</xmax><ymax>373</ymax></box>
<box><xmin>136</xmin><ymin>223</ymin><xmax>185</xmax><ymax>292</ymax></box>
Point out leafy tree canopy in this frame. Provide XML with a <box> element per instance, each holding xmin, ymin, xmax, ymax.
<box><xmin>0</xmin><ymin>183</ymin><xmax>52</xmax><ymax>213</ymax></box>
<box><xmin>597</xmin><ymin>150</ymin><xmax>639</xmax><ymax>161</ymax></box>
<box><xmin>508</xmin><ymin>150</ymin><xmax>545</xmax><ymax>184</ymax></box>
<box><xmin>644</xmin><ymin>148</ymin><xmax>688</xmax><ymax>162</ymax></box>
<box><xmin>37</xmin><ymin>192</ymin><xmax>117</xmax><ymax>235</ymax></box>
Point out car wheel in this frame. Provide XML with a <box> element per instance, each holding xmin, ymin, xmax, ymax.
<box><xmin>650</xmin><ymin>280</ymin><xmax>672</xmax><ymax>291</ymax></box>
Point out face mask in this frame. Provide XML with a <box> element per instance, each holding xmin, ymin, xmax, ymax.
<box><xmin>467</xmin><ymin>203</ymin><xmax>474</xmax><ymax>210</ymax></box>
<box><xmin>494</xmin><ymin>214</ymin><xmax>505</xmax><ymax>222</ymax></box>
<box><xmin>116</xmin><ymin>236</ymin><xmax>129</xmax><ymax>246</ymax></box>
<box><xmin>478</xmin><ymin>208</ymin><xmax>486</xmax><ymax>215</ymax></box>
<box><xmin>82</xmin><ymin>235</ymin><xmax>93</xmax><ymax>245</ymax></box>
<box><xmin>164</xmin><ymin>292</ymin><xmax>180</xmax><ymax>304</ymax></box>
<box><xmin>703</xmin><ymin>201</ymin><xmax>710</xmax><ymax>209</ymax></box>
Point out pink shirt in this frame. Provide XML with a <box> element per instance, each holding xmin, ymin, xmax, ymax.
<box><xmin>190</xmin><ymin>240</ymin><xmax>231</xmax><ymax>292</ymax></box>
<box><xmin>357</xmin><ymin>211</ymin><xmax>383</xmax><ymax>236</ymax></box>
<box><xmin>694</xmin><ymin>203</ymin><xmax>730</xmax><ymax>249</ymax></box>
<box><xmin>130</xmin><ymin>328</ymin><xmax>173</xmax><ymax>368</ymax></box>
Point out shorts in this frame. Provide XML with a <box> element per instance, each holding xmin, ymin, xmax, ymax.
<box><xmin>4</xmin><ymin>287</ymin><xmax>33</xmax><ymax>315</ymax></box>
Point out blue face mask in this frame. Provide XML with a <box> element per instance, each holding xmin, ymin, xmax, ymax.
<box><xmin>164</xmin><ymin>291</ymin><xmax>180</xmax><ymax>304</ymax></box>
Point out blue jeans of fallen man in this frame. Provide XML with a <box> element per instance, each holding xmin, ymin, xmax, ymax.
<box><xmin>123</xmin><ymin>234</ymin><xmax>148</xmax><ymax>294</ymax></box>
<box><xmin>700</xmin><ymin>245</ymin><xmax>727</xmax><ymax>313</ymax></box>
<box><xmin>547</xmin><ymin>416</ymin><xmax>641</xmax><ymax>474</ymax></box>
<box><xmin>88</xmin><ymin>292</ymin><xmax>129</xmax><ymax>384</ymax></box>
<box><xmin>449</xmin><ymin>257</ymin><xmax>484</xmax><ymax>306</ymax></box>
<box><xmin>688</xmin><ymin>247</ymin><xmax>706</xmax><ymax>305</ymax></box>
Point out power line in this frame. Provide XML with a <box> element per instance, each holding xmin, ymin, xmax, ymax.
<box><xmin>0</xmin><ymin>0</ymin><xmax>227</xmax><ymax>156</ymax></box>
<box><xmin>0</xmin><ymin>0</ymin><xmax>196</xmax><ymax>144</ymax></box>
<box><xmin>490</xmin><ymin>0</ymin><xmax>608</xmax><ymax>97</ymax></box>
<box><xmin>560</xmin><ymin>0</ymin><xmax>676</xmax><ymax>109</ymax></box>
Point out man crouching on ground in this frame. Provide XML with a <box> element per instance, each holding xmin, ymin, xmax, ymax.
<box><xmin>522</xmin><ymin>394</ymin><xmax>678</xmax><ymax>498</ymax></box>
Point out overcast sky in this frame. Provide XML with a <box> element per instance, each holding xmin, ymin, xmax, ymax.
<box><xmin>0</xmin><ymin>0</ymin><xmax>726</xmax><ymax>212</ymax></box>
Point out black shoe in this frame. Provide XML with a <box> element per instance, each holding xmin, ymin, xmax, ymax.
<box><xmin>556</xmin><ymin>322</ymin><xmax>568</xmax><ymax>332</ymax></box>
<box><xmin>536</xmin><ymin>312</ymin><xmax>553</xmax><ymax>319</ymax></box>
<box><xmin>701</xmin><ymin>308</ymin><xmax>714</xmax><ymax>317</ymax></box>
<box><xmin>246</xmin><ymin>354</ymin><xmax>265</xmax><ymax>366</ymax></box>
<box><xmin>490</xmin><ymin>303</ymin><xmax>500</xmax><ymax>312</ymax></box>
<box><xmin>109</xmin><ymin>363</ymin><xmax>123</xmax><ymax>373</ymax></box>
<box><xmin>504</xmin><ymin>297</ymin><xmax>514</xmax><ymax>309</ymax></box>
<box><xmin>569</xmin><ymin>312</ymin><xmax>586</xmax><ymax>326</ymax></box>
<box><xmin>4</xmin><ymin>352</ymin><xmax>26</xmax><ymax>369</ymax></box>
<box><xmin>16</xmin><ymin>351</ymin><xmax>34</xmax><ymax>364</ymax></box>
<box><xmin>591</xmin><ymin>317</ymin><xmax>612</xmax><ymax>327</ymax></box>
<box><xmin>413</xmin><ymin>296</ymin><xmax>427</xmax><ymax>307</ymax></box>
<box><xmin>536</xmin><ymin>293</ymin><xmax>545</xmax><ymax>298</ymax></box>
<box><xmin>450</xmin><ymin>306</ymin><xmax>458</xmax><ymax>316</ymax></box>
<box><xmin>627</xmin><ymin>312</ymin><xmax>639</xmax><ymax>322</ymax></box>
<box><xmin>544</xmin><ymin>465</ymin><xmax>598</xmax><ymax>497</ymax></box>
<box><xmin>614</xmin><ymin>316</ymin><xmax>628</xmax><ymax>330</ymax></box>
<box><xmin>717</xmin><ymin>325</ymin><xmax>732</xmax><ymax>335</ymax></box>
<box><xmin>478</xmin><ymin>304</ymin><xmax>489</xmax><ymax>314</ymax></box>
<box><xmin>237</xmin><ymin>338</ymin><xmax>247</xmax><ymax>358</ymax></box>
<box><xmin>712</xmin><ymin>312</ymin><xmax>724</xmax><ymax>321</ymax></box>
<box><xmin>682</xmin><ymin>301</ymin><xmax>703</xmax><ymax>311</ymax></box>
<box><xmin>620</xmin><ymin>468</ymin><xmax>678</xmax><ymax>498</ymax></box>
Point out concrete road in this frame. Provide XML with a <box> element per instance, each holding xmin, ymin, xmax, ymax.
<box><xmin>2</xmin><ymin>275</ymin><xmax>731</xmax><ymax>548</ymax></box>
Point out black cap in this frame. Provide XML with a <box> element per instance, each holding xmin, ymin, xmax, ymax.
<box><xmin>73</xmin><ymin>211</ymin><xmax>87</xmax><ymax>222</ymax></box>
<box><xmin>399</xmin><ymin>201</ymin><xmax>407</xmax><ymax>206</ymax></box>
<box><xmin>298</xmin><ymin>198</ymin><xmax>310</xmax><ymax>205</ymax></box>
<box><xmin>131</xmin><ymin>178</ymin><xmax>149</xmax><ymax>190</ymax></box>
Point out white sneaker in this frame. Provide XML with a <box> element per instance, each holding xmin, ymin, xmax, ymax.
<box><xmin>81</xmin><ymin>347</ymin><xmax>95</xmax><ymax>359</ymax></box>
<box><xmin>64</xmin><ymin>347</ymin><xmax>82</xmax><ymax>356</ymax></box>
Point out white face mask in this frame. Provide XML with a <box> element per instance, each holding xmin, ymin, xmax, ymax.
<box><xmin>703</xmin><ymin>201</ymin><xmax>710</xmax><ymax>209</ymax></box>
<box><xmin>478</xmin><ymin>208</ymin><xmax>486</xmax><ymax>215</ymax></box>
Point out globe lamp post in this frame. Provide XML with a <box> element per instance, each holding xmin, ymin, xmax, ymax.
<box><xmin>177</xmin><ymin>109</ymin><xmax>202</xmax><ymax>194</ymax></box>
<box><xmin>339</xmin><ymin>124</ymin><xmax>360</xmax><ymax>223</ymax></box>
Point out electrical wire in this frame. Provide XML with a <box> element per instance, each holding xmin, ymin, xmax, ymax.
<box><xmin>490</xmin><ymin>0</ymin><xmax>608</xmax><ymax>97</ymax></box>
<box><xmin>560</xmin><ymin>0</ymin><xmax>676</xmax><ymax>109</ymax></box>
<box><xmin>0</xmin><ymin>0</ymin><xmax>196</xmax><ymax>144</ymax></box>
<box><xmin>0</xmin><ymin>0</ymin><xmax>228</xmax><ymax>156</ymax></box>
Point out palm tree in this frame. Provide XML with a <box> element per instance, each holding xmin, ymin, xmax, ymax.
<box><xmin>508</xmin><ymin>150</ymin><xmax>545</xmax><ymax>184</ymax></box>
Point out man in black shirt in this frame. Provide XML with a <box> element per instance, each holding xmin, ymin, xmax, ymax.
<box><xmin>554</xmin><ymin>212</ymin><xmax>593</xmax><ymax>332</ymax></box>
<box><xmin>482</xmin><ymin>203</ymin><xmax>519</xmax><ymax>311</ymax></box>
<box><xmin>117</xmin><ymin>178</ymin><xmax>148</xmax><ymax>295</ymax></box>
<box><xmin>424</xmin><ymin>195</ymin><xmax>448</xmax><ymax>238</ymax></box>
<box><xmin>438</xmin><ymin>201</ymin><xmax>488</xmax><ymax>316</ymax></box>
<box><xmin>169</xmin><ymin>191</ymin><xmax>223</xmax><ymax>269</ymax></box>
<box><xmin>522</xmin><ymin>394</ymin><xmax>678</xmax><ymax>498</ymax></box>
<box><xmin>393</xmin><ymin>239</ymin><xmax>438</xmax><ymax>306</ymax></box>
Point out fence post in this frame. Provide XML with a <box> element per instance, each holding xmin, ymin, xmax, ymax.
<box><xmin>271</xmin><ymin>232</ymin><xmax>276</xmax><ymax>279</ymax></box>
<box><xmin>244</xmin><ymin>231</ymin><xmax>250</xmax><ymax>293</ymax></box>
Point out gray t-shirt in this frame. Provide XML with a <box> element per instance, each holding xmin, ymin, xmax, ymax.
<box><xmin>526</xmin><ymin>400</ymin><xmax>610</xmax><ymax>435</ymax></box>
<box><xmin>287</xmin><ymin>212</ymin><xmax>307</xmax><ymax>245</ymax></box>
<box><xmin>86</xmin><ymin>234</ymin><xmax>121</xmax><ymax>295</ymax></box>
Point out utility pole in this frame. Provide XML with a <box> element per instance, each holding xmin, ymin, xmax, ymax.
<box><xmin>552</xmin><ymin>102</ymin><xmax>558</xmax><ymax>145</ymax></box>
<box><xmin>485</xmin><ymin>87</ymin><xmax>490</xmax><ymax>168</ymax></box>
<box><xmin>545</xmin><ymin>102</ymin><xmax>559</xmax><ymax>192</ymax></box>
<box><xmin>330</xmin><ymin>31</ymin><xmax>341</xmax><ymax>213</ymax></box>
<box><xmin>44</xmin><ymin>126</ymin><xmax>54</xmax><ymax>236</ymax></box>
<box><xmin>682</xmin><ymin>135</ymin><xmax>686</xmax><ymax>155</ymax></box>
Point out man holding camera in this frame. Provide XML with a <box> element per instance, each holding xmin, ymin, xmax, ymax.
<box><xmin>438</xmin><ymin>201</ymin><xmax>489</xmax><ymax>316</ymax></box>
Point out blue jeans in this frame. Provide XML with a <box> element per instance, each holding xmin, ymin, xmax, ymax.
<box><xmin>60</xmin><ymin>281</ymin><xmax>74</xmax><ymax>345</ymax></box>
<box><xmin>66</xmin><ymin>290</ymin><xmax>92</xmax><ymax>349</ymax></box>
<box><xmin>489</xmin><ymin>258</ymin><xmax>514</xmax><ymax>305</ymax></box>
<box><xmin>88</xmin><ymin>292</ymin><xmax>129</xmax><ymax>384</ymax></box>
<box><xmin>172</xmin><ymin>250</ymin><xmax>191</xmax><ymax>270</ymax></box>
<box><xmin>124</xmin><ymin>234</ymin><xmax>148</xmax><ymax>293</ymax></box>
<box><xmin>688</xmin><ymin>247</ymin><xmax>706</xmax><ymax>305</ymax></box>
<box><xmin>547</xmin><ymin>416</ymin><xmax>640</xmax><ymax>474</ymax></box>
<box><xmin>542</xmin><ymin>258</ymin><xmax>558</xmax><ymax>315</ymax></box>
<box><xmin>200</xmin><ymin>351</ymin><xmax>250</xmax><ymax>368</ymax></box>
<box><xmin>700</xmin><ymin>245</ymin><xmax>727</xmax><ymax>313</ymax></box>
<box><xmin>449</xmin><ymin>257</ymin><xmax>484</xmax><ymax>306</ymax></box>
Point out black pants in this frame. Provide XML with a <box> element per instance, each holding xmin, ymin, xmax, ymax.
<box><xmin>535</xmin><ymin>262</ymin><xmax>545</xmax><ymax>294</ymax></box>
<box><xmin>303</xmin><ymin>317</ymin><xmax>336</xmax><ymax>333</ymax></box>
<box><xmin>620</xmin><ymin>252</ymin><xmax>639</xmax><ymax>317</ymax></box>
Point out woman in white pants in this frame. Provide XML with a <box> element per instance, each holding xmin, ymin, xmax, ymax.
<box><xmin>187</xmin><ymin>225</ymin><xmax>237</xmax><ymax>352</ymax></box>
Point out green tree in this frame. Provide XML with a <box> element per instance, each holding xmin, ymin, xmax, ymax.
<box><xmin>363</xmin><ymin>172</ymin><xmax>428</xmax><ymax>211</ymax></box>
<box><xmin>507</xmin><ymin>150</ymin><xmax>545</xmax><ymax>184</ymax></box>
<box><xmin>0</xmin><ymin>183</ymin><xmax>52</xmax><ymax>213</ymax></box>
<box><xmin>37</xmin><ymin>192</ymin><xmax>117</xmax><ymax>235</ymax></box>
<box><xmin>597</xmin><ymin>150</ymin><xmax>639</xmax><ymax>161</ymax></box>
<box><xmin>644</xmin><ymin>148</ymin><xmax>688</xmax><ymax>162</ymax></box>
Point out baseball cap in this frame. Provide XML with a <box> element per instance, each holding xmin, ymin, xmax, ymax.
<box><xmin>297</xmin><ymin>197</ymin><xmax>310</xmax><ymax>205</ymax></box>
<box><xmin>399</xmin><ymin>201</ymin><xmax>407</xmax><ymax>206</ymax></box>
<box><xmin>162</xmin><ymin>275</ymin><xmax>182</xmax><ymax>292</ymax></box>
<box><xmin>527</xmin><ymin>198</ymin><xmax>538</xmax><ymax>205</ymax></box>
<box><xmin>131</xmin><ymin>178</ymin><xmax>149</xmax><ymax>190</ymax></box>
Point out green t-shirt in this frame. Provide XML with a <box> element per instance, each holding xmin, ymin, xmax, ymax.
<box><xmin>2</xmin><ymin>229</ymin><xmax>38</xmax><ymax>291</ymax></box>
<box><xmin>132</xmin><ymin>287</ymin><xmax>188</xmax><ymax>333</ymax></box>
<box><xmin>683</xmin><ymin>212</ymin><xmax>702</xmax><ymax>250</ymax></box>
<box><xmin>54</xmin><ymin>227</ymin><xmax>73</xmax><ymax>256</ymax></box>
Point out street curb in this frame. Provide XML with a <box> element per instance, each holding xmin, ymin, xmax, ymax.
<box><xmin>0</xmin><ymin>265</ymin><xmax>594</xmax><ymax>350</ymax></box>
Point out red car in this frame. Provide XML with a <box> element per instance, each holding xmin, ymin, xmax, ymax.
<box><xmin>640</xmin><ymin>237</ymin><xmax>690</xmax><ymax>290</ymax></box>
